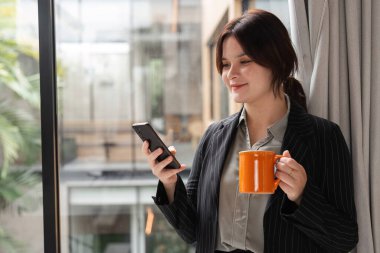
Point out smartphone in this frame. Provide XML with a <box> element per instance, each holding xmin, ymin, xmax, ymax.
<box><xmin>132</xmin><ymin>122</ymin><xmax>181</xmax><ymax>169</ymax></box>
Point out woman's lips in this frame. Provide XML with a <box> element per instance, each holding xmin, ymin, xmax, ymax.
<box><xmin>230</xmin><ymin>83</ymin><xmax>247</xmax><ymax>92</ymax></box>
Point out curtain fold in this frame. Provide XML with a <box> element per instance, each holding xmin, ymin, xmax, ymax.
<box><xmin>289</xmin><ymin>0</ymin><xmax>380</xmax><ymax>252</ymax></box>
<box><xmin>369</xmin><ymin>0</ymin><xmax>380</xmax><ymax>251</ymax></box>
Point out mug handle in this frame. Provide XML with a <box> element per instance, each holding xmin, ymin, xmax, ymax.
<box><xmin>273</xmin><ymin>155</ymin><xmax>284</xmax><ymax>191</ymax></box>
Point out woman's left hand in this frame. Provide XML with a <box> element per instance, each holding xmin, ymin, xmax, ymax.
<box><xmin>275</xmin><ymin>150</ymin><xmax>307</xmax><ymax>205</ymax></box>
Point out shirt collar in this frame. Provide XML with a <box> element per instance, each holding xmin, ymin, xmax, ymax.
<box><xmin>238</xmin><ymin>94</ymin><xmax>290</xmax><ymax>143</ymax></box>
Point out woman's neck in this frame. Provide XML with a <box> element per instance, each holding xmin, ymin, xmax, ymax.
<box><xmin>244</xmin><ymin>93</ymin><xmax>288</xmax><ymax>143</ymax></box>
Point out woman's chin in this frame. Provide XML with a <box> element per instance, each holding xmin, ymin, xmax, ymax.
<box><xmin>232</xmin><ymin>95</ymin><xmax>245</xmax><ymax>103</ymax></box>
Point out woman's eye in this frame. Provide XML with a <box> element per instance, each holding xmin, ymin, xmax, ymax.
<box><xmin>222</xmin><ymin>63</ymin><xmax>230</xmax><ymax>68</ymax></box>
<box><xmin>241</xmin><ymin>60</ymin><xmax>252</xmax><ymax>64</ymax></box>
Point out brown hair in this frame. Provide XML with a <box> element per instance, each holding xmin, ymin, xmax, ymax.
<box><xmin>216</xmin><ymin>9</ymin><xmax>307</xmax><ymax>111</ymax></box>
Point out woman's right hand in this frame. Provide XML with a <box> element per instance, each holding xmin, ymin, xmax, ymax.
<box><xmin>142</xmin><ymin>140</ymin><xmax>186</xmax><ymax>186</ymax></box>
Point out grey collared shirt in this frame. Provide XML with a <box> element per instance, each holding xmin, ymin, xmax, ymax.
<box><xmin>216</xmin><ymin>95</ymin><xmax>290</xmax><ymax>252</ymax></box>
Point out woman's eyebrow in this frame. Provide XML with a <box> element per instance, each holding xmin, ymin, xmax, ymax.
<box><xmin>236</xmin><ymin>52</ymin><xmax>247</xmax><ymax>58</ymax></box>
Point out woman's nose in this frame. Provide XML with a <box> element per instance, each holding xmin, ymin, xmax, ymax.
<box><xmin>227</xmin><ymin>64</ymin><xmax>238</xmax><ymax>80</ymax></box>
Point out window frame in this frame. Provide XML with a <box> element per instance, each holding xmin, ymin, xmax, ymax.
<box><xmin>38</xmin><ymin>0</ymin><xmax>61</xmax><ymax>252</ymax></box>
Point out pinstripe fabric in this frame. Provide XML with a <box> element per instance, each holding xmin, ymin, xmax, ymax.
<box><xmin>153</xmin><ymin>101</ymin><xmax>358</xmax><ymax>253</ymax></box>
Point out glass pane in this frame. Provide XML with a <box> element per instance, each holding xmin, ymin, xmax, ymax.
<box><xmin>0</xmin><ymin>0</ymin><xmax>43</xmax><ymax>253</ymax></box>
<box><xmin>145</xmin><ymin>205</ymin><xmax>194</xmax><ymax>253</ymax></box>
<box><xmin>249</xmin><ymin>0</ymin><xmax>290</xmax><ymax>30</ymax></box>
<box><xmin>56</xmin><ymin>0</ymin><xmax>201</xmax><ymax>252</ymax></box>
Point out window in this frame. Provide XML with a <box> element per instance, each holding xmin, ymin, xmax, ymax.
<box><xmin>56</xmin><ymin>0</ymin><xmax>201</xmax><ymax>252</ymax></box>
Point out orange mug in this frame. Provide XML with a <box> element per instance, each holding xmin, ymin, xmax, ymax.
<box><xmin>239</xmin><ymin>150</ymin><xmax>283</xmax><ymax>194</ymax></box>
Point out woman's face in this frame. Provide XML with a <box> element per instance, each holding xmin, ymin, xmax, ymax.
<box><xmin>221</xmin><ymin>36</ymin><xmax>274</xmax><ymax>105</ymax></box>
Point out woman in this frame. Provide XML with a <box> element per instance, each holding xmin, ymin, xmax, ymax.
<box><xmin>142</xmin><ymin>9</ymin><xmax>358</xmax><ymax>253</ymax></box>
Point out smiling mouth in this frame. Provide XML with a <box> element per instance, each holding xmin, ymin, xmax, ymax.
<box><xmin>230</xmin><ymin>83</ymin><xmax>247</xmax><ymax>91</ymax></box>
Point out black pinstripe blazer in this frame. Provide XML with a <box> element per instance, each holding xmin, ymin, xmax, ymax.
<box><xmin>153</xmin><ymin>101</ymin><xmax>358</xmax><ymax>253</ymax></box>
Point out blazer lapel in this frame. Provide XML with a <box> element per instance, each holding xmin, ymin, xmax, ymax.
<box><xmin>266</xmin><ymin>101</ymin><xmax>314</xmax><ymax>211</ymax></box>
<box><xmin>281</xmin><ymin>101</ymin><xmax>314</xmax><ymax>165</ymax></box>
<box><xmin>202</xmin><ymin>110</ymin><xmax>241</xmax><ymax>217</ymax></box>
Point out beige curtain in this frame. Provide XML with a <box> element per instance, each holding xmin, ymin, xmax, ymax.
<box><xmin>288</xmin><ymin>0</ymin><xmax>380</xmax><ymax>252</ymax></box>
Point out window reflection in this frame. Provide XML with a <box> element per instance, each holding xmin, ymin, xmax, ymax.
<box><xmin>69</xmin><ymin>204</ymin><xmax>131</xmax><ymax>253</ymax></box>
<box><xmin>56</xmin><ymin>0</ymin><xmax>200</xmax><ymax>252</ymax></box>
<box><xmin>145</xmin><ymin>206</ymin><xmax>194</xmax><ymax>253</ymax></box>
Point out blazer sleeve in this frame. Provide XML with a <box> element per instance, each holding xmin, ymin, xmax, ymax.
<box><xmin>152</xmin><ymin>123</ymin><xmax>215</xmax><ymax>244</ymax></box>
<box><xmin>153</xmin><ymin>176</ymin><xmax>197</xmax><ymax>244</ymax></box>
<box><xmin>280</xmin><ymin>123</ymin><xmax>358</xmax><ymax>252</ymax></box>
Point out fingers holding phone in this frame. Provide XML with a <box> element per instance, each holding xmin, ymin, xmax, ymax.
<box><xmin>142</xmin><ymin>141</ymin><xmax>186</xmax><ymax>185</ymax></box>
<box><xmin>133</xmin><ymin>122</ymin><xmax>182</xmax><ymax>169</ymax></box>
<box><xmin>168</xmin><ymin>145</ymin><xmax>176</xmax><ymax>155</ymax></box>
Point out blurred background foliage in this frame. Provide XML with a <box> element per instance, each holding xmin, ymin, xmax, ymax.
<box><xmin>0</xmin><ymin>0</ymin><xmax>42</xmax><ymax>252</ymax></box>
